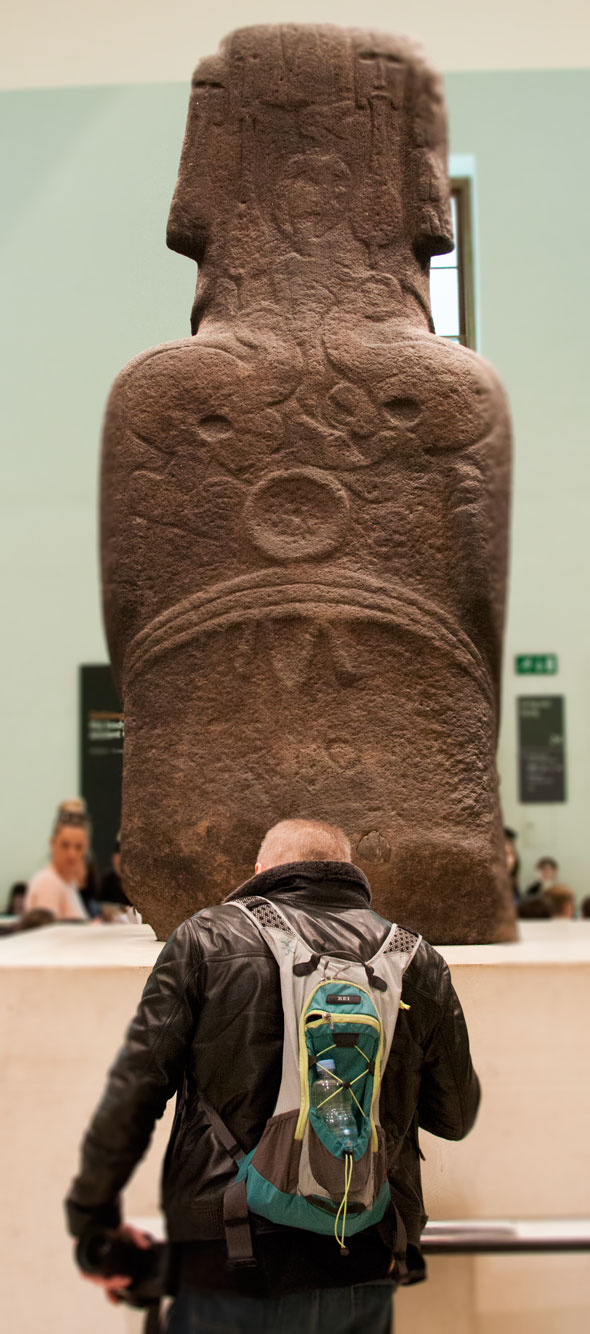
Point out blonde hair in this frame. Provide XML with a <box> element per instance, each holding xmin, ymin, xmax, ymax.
<box><xmin>52</xmin><ymin>798</ymin><xmax>89</xmax><ymax>838</ymax></box>
<box><xmin>257</xmin><ymin>818</ymin><xmax>352</xmax><ymax>869</ymax></box>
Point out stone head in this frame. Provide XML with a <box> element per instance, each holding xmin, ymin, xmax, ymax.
<box><xmin>167</xmin><ymin>24</ymin><xmax>454</xmax><ymax>271</ymax></box>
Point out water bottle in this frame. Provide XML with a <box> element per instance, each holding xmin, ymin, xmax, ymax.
<box><xmin>310</xmin><ymin>1059</ymin><xmax>359</xmax><ymax>1147</ymax></box>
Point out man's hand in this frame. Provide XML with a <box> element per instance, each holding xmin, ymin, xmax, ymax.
<box><xmin>78</xmin><ymin>1223</ymin><xmax>153</xmax><ymax>1306</ymax></box>
<box><xmin>82</xmin><ymin>1270</ymin><xmax>132</xmax><ymax>1307</ymax></box>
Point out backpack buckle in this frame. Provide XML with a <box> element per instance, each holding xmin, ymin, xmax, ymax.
<box><xmin>364</xmin><ymin>963</ymin><xmax>388</xmax><ymax>991</ymax></box>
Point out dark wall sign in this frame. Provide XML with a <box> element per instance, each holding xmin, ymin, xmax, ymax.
<box><xmin>518</xmin><ymin>695</ymin><xmax>566</xmax><ymax>804</ymax></box>
<box><xmin>79</xmin><ymin>665</ymin><xmax>123</xmax><ymax>875</ymax></box>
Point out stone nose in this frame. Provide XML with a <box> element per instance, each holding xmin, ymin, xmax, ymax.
<box><xmin>371</xmin><ymin>58</ymin><xmax>388</xmax><ymax>88</ymax></box>
<box><xmin>243</xmin><ymin>468</ymin><xmax>350</xmax><ymax>562</ymax></box>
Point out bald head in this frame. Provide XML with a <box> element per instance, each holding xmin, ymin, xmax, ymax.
<box><xmin>256</xmin><ymin>818</ymin><xmax>352</xmax><ymax>872</ymax></box>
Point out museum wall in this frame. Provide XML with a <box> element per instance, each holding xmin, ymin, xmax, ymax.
<box><xmin>1</xmin><ymin>68</ymin><xmax>589</xmax><ymax>905</ymax></box>
<box><xmin>3</xmin><ymin>0</ymin><xmax>589</xmax><ymax>87</ymax></box>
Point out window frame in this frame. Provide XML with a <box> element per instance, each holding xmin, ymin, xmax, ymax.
<box><xmin>450</xmin><ymin>177</ymin><xmax>476</xmax><ymax>350</ymax></box>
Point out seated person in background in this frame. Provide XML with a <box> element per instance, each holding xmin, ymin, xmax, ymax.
<box><xmin>580</xmin><ymin>897</ymin><xmax>590</xmax><ymax>919</ymax></box>
<box><xmin>17</xmin><ymin>908</ymin><xmax>57</xmax><ymax>931</ymax></box>
<box><xmin>77</xmin><ymin>854</ymin><xmax>103</xmax><ymax>918</ymax></box>
<box><xmin>0</xmin><ymin>882</ymin><xmax>28</xmax><ymax>933</ymax></box>
<box><xmin>0</xmin><ymin>906</ymin><xmax>56</xmax><ymax>938</ymax></box>
<box><xmin>58</xmin><ymin>797</ymin><xmax>87</xmax><ymax>817</ymax></box>
<box><xmin>504</xmin><ymin>826</ymin><xmax>521</xmax><ymax>900</ymax></box>
<box><xmin>99</xmin><ymin>836</ymin><xmax>131</xmax><ymax>908</ymax></box>
<box><xmin>57</xmin><ymin>798</ymin><xmax>103</xmax><ymax>917</ymax></box>
<box><xmin>25</xmin><ymin>810</ymin><xmax>90</xmax><ymax>921</ymax></box>
<box><xmin>517</xmin><ymin>895</ymin><xmax>553</xmax><ymax>920</ymax></box>
<box><xmin>526</xmin><ymin>856</ymin><xmax>559</xmax><ymax>896</ymax></box>
<box><xmin>544</xmin><ymin>885</ymin><xmax>576</xmax><ymax>919</ymax></box>
<box><xmin>5</xmin><ymin>882</ymin><xmax>27</xmax><ymax>916</ymax></box>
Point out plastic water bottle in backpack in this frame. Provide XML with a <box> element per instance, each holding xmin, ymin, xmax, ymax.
<box><xmin>310</xmin><ymin>1059</ymin><xmax>359</xmax><ymax>1148</ymax></box>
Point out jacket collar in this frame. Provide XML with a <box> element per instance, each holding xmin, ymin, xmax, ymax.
<box><xmin>226</xmin><ymin>860</ymin><xmax>372</xmax><ymax>906</ymax></box>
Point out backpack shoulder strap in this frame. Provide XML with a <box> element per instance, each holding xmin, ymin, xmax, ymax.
<box><xmin>198</xmin><ymin>1091</ymin><xmax>245</xmax><ymax>1163</ymax></box>
<box><xmin>227</xmin><ymin>895</ymin><xmax>317</xmax><ymax>969</ymax></box>
<box><xmin>229</xmin><ymin>894</ymin><xmax>297</xmax><ymax>938</ymax></box>
<box><xmin>231</xmin><ymin>899</ymin><xmax>421</xmax><ymax>984</ymax></box>
<box><xmin>196</xmin><ymin>1091</ymin><xmax>256</xmax><ymax>1268</ymax></box>
<box><xmin>370</xmin><ymin>921</ymin><xmax>422</xmax><ymax>970</ymax></box>
<box><xmin>357</xmin><ymin>922</ymin><xmax>422</xmax><ymax>999</ymax></box>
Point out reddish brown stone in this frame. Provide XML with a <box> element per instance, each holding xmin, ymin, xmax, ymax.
<box><xmin>101</xmin><ymin>25</ymin><xmax>516</xmax><ymax>944</ymax></box>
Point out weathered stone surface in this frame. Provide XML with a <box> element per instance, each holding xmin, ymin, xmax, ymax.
<box><xmin>101</xmin><ymin>24</ymin><xmax>516</xmax><ymax>944</ymax></box>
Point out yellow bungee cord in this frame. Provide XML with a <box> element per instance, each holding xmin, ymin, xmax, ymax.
<box><xmin>334</xmin><ymin>1152</ymin><xmax>355</xmax><ymax>1255</ymax></box>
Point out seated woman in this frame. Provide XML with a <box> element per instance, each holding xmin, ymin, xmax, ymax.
<box><xmin>25</xmin><ymin>809</ymin><xmax>90</xmax><ymax>922</ymax></box>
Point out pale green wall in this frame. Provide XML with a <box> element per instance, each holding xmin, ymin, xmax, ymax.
<box><xmin>1</xmin><ymin>73</ymin><xmax>589</xmax><ymax>905</ymax></box>
<box><xmin>0</xmin><ymin>85</ymin><xmax>190</xmax><ymax>900</ymax></box>
<box><xmin>445</xmin><ymin>72</ymin><xmax>590</xmax><ymax>897</ymax></box>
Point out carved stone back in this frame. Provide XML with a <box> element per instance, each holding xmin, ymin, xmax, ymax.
<box><xmin>101</xmin><ymin>24</ymin><xmax>515</xmax><ymax>943</ymax></box>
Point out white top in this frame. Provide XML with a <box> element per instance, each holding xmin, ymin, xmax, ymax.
<box><xmin>25</xmin><ymin>866</ymin><xmax>88</xmax><ymax>921</ymax></box>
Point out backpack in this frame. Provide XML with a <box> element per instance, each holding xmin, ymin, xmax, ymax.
<box><xmin>203</xmin><ymin>894</ymin><xmax>421</xmax><ymax>1270</ymax></box>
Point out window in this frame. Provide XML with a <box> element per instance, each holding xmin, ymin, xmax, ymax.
<box><xmin>430</xmin><ymin>179</ymin><xmax>476</xmax><ymax>349</ymax></box>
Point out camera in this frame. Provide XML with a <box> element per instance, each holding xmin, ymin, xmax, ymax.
<box><xmin>76</xmin><ymin>1228</ymin><xmax>166</xmax><ymax>1308</ymax></box>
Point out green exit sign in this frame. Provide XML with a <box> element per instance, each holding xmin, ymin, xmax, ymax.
<box><xmin>515</xmin><ymin>654</ymin><xmax>559</xmax><ymax>675</ymax></box>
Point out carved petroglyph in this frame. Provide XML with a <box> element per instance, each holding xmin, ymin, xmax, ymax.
<box><xmin>243</xmin><ymin>470</ymin><xmax>349</xmax><ymax>561</ymax></box>
<box><xmin>124</xmin><ymin>569</ymin><xmax>494</xmax><ymax>714</ymax></box>
<box><xmin>102</xmin><ymin>24</ymin><xmax>514</xmax><ymax>943</ymax></box>
<box><xmin>356</xmin><ymin>830</ymin><xmax>392</xmax><ymax>864</ymax></box>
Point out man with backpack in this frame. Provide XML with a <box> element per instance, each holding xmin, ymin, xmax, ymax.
<box><xmin>66</xmin><ymin>817</ymin><xmax>480</xmax><ymax>1332</ymax></box>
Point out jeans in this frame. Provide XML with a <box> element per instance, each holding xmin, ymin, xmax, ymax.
<box><xmin>166</xmin><ymin>1283</ymin><xmax>393</xmax><ymax>1334</ymax></box>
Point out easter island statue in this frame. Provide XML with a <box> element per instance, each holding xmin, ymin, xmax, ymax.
<box><xmin>101</xmin><ymin>25</ymin><xmax>516</xmax><ymax>943</ymax></box>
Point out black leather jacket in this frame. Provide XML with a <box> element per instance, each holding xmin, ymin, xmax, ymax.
<box><xmin>66</xmin><ymin>862</ymin><xmax>480</xmax><ymax>1273</ymax></box>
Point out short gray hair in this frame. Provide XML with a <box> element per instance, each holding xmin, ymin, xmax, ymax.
<box><xmin>257</xmin><ymin>818</ymin><xmax>352</xmax><ymax>869</ymax></box>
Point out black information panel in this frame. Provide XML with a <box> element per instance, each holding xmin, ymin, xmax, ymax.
<box><xmin>518</xmin><ymin>695</ymin><xmax>566</xmax><ymax>804</ymax></box>
<box><xmin>79</xmin><ymin>665</ymin><xmax>123</xmax><ymax>875</ymax></box>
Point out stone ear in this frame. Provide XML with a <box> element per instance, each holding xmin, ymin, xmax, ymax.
<box><xmin>408</xmin><ymin>67</ymin><xmax>455</xmax><ymax>262</ymax></box>
<box><xmin>411</xmin><ymin>147</ymin><xmax>455</xmax><ymax>262</ymax></box>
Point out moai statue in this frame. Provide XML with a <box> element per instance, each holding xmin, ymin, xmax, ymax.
<box><xmin>102</xmin><ymin>25</ymin><xmax>516</xmax><ymax>943</ymax></box>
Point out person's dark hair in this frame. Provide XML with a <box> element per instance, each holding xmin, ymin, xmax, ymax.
<box><xmin>536</xmin><ymin>856</ymin><xmax>558</xmax><ymax>871</ymax></box>
<box><xmin>518</xmin><ymin>895</ymin><xmax>552</xmax><ymax>920</ymax></box>
<box><xmin>17</xmin><ymin>908</ymin><xmax>56</xmax><ymax>931</ymax></box>
<box><xmin>6</xmin><ymin>882</ymin><xmax>27</xmax><ymax>914</ymax></box>
<box><xmin>503</xmin><ymin>826</ymin><xmax>520</xmax><ymax>894</ymax></box>
<box><xmin>580</xmin><ymin>897</ymin><xmax>590</xmax><ymax>920</ymax></box>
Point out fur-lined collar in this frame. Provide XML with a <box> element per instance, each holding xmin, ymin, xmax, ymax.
<box><xmin>226</xmin><ymin>860</ymin><xmax>372</xmax><ymax>905</ymax></box>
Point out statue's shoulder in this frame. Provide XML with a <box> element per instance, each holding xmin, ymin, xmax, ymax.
<box><xmin>106</xmin><ymin>336</ymin><xmax>201</xmax><ymax>410</ymax></box>
<box><xmin>103</xmin><ymin>335</ymin><xmax>228</xmax><ymax>449</ymax></box>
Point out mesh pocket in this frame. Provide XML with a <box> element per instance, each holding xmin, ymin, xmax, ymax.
<box><xmin>251</xmin><ymin>1110</ymin><xmax>302</xmax><ymax>1193</ymax></box>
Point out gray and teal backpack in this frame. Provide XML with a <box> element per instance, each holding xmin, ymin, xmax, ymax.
<box><xmin>203</xmin><ymin>895</ymin><xmax>421</xmax><ymax>1270</ymax></box>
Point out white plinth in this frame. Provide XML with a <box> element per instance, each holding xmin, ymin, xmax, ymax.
<box><xmin>1</xmin><ymin>921</ymin><xmax>590</xmax><ymax>1333</ymax></box>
